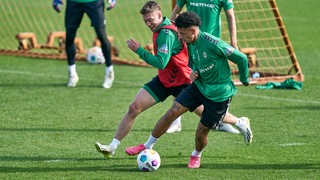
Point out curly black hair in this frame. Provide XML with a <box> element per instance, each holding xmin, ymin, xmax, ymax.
<box><xmin>175</xmin><ymin>11</ymin><xmax>201</xmax><ymax>28</ymax></box>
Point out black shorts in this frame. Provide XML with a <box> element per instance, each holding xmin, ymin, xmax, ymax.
<box><xmin>176</xmin><ymin>83</ymin><xmax>232</xmax><ymax>129</ymax></box>
<box><xmin>65</xmin><ymin>0</ymin><xmax>106</xmax><ymax>28</ymax></box>
<box><xmin>143</xmin><ymin>76</ymin><xmax>189</xmax><ymax>103</ymax></box>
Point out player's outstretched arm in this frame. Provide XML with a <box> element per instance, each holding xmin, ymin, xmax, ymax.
<box><xmin>52</xmin><ymin>0</ymin><xmax>63</xmax><ymax>13</ymax></box>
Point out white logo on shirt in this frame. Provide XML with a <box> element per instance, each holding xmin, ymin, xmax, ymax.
<box><xmin>225</xmin><ymin>47</ymin><xmax>234</xmax><ymax>56</ymax></box>
<box><xmin>190</xmin><ymin>2</ymin><xmax>214</xmax><ymax>8</ymax></box>
<box><xmin>199</xmin><ymin>64</ymin><xmax>215</xmax><ymax>73</ymax></box>
<box><xmin>159</xmin><ymin>44</ymin><xmax>168</xmax><ymax>54</ymax></box>
<box><xmin>203</xmin><ymin>52</ymin><xmax>207</xmax><ymax>58</ymax></box>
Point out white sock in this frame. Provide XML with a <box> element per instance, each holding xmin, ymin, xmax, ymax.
<box><xmin>144</xmin><ymin>135</ymin><xmax>158</xmax><ymax>149</ymax></box>
<box><xmin>191</xmin><ymin>149</ymin><xmax>202</xmax><ymax>157</ymax></box>
<box><xmin>235</xmin><ymin>118</ymin><xmax>244</xmax><ymax>128</ymax></box>
<box><xmin>110</xmin><ymin>138</ymin><xmax>120</xmax><ymax>150</ymax></box>
<box><xmin>172</xmin><ymin>116</ymin><xmax>181</xmax><ymax>126</ymax></box>
<box><xmin>68</xmin><ymin>64</ymin><xmax>76</xmax><ymax>76</ymax></box>
<box><xmin>105</xmin><ymin>65</ymin><xmax>113</xmax><ymax>74</ymax></box>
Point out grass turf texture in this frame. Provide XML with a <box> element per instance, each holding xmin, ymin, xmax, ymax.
<box><xmin>0</xmin><ymin>0</ymin><xmax>320</xmax><ymax>179</ymax></box>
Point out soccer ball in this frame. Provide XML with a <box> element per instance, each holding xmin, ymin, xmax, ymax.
<box><xmin>137</xmin><ymin>149</ymin><xmax>161</xmax><ymax>172</ymax></box>
<box><xmin>86</xmin><ymin>46</ymin><xmax>105</xmax><ymax>64</ymax></box>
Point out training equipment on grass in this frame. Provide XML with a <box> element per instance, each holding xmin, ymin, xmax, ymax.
<box><xmin>137</xmin><ymin>149</ymin><xmax>161</xmax><ymax>172</ymax></box>
<box><xmin>86</xmin><ymin>46</ymin><xmax>105</xmax><ymax>64</ymax></box>
<box><xmin>0</xmin><ymin>0</ymin><xmax>304</xmax><ymax>84</ymax></box>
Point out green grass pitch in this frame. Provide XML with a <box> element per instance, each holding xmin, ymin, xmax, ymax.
<box><xmin>0</xmin><ymin>0</ymin><xmax>319</xmax><ymax>179</ymax></box>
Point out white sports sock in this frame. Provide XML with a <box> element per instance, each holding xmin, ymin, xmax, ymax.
<box><xmin>68</xmin><ymin>64</ymin><xmax>76</xmax><ymax>76</ymax></box>
<box><xmin>191</xmin><ymin>149</ymin><xmax>202</xmax><ymax>157</ymax></box>
<box><xmin>144</xmin><ymin>135</ymin><xmax>158</xmax><ymax>149</ymax></box>
<box><xmin>110</xmin><ymin>138</ymin><xmax>120</xmax><ymax>150</ymax></box>
<box><xmin>105</xmin><ymin>65</ymin><xmax>113</xmax><ymax>74</ymax></box>
<box><xmin>235</xmin><ymin>118</ymin><xmax>244</xmax><ymax>128</ymax></box>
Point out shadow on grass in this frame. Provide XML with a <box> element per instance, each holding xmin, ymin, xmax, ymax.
<box><xmin>0</xmin><ymin>127</ymin><xmax>194</xmax><ymax>133</ymax></box>
<box><xmin>0</xmin><ymin>155</ymin><xmax>141</xmax><ymax>173</ymax></box>
<box><xmin>198</xmin><ymin>163</ymin><xmax>320</xmax><ymax>170</ymax></box>
<box><xmin>0</xmin><ymin>165</ymin><xmax>138</xmax><ymax>173</ymax></box>
<box><xmin>0</xmin><ymin>155</ymin><xmax>139</xmax><ymax>162</ymax></box>
<box><xmin>0</xmin><ymin>154</ymin><xmax>319</xmax><ymax>173</ymax></box>
<box><xmin>0</xmin><ymin>162</ymin><xmax>318</xmax><ymax>173</ymax></box>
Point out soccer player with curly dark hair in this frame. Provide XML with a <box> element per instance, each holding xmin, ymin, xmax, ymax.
<box><xmin>125</xmin><ymin>11</ymin><xmax>252</xmax><ymax>169</ymax></box>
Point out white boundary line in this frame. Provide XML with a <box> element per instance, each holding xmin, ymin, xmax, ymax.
<box><xmin>0</xmin><ymin>69</ymin><xmax>65</xmax><ymax>79</ymax></box>
<box><xmin>278</xmin><ymin>142</ymin><xmax>306</xmax><ymax>147</ymax></box>
<box><xmin>238</xmin><ymin>93</ymin><xmax>320</xmax><ymax>104</ymax></box>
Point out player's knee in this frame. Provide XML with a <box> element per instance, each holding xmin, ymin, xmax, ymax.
<box><xmin>128</xmin><ymin>102</ymin><xmax>142</xmax><ymax>116</ymax></box>
<box><xmin>165</xmin><ymin>108</ymin><xmax>179</xmax><ymax>122</ymax></box>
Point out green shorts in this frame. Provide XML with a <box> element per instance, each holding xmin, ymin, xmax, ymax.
<box><xmin>143</xmin><ymin>76</ymin><xmax>189</xmax><ymax>103</ymax></box>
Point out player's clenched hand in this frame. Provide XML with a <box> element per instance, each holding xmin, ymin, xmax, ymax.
<box><xmin>106</xmin><ymin>0</ymin><xmax>116</xmax><ymax>10</ymax></box>
<box><xmin>52</xmin><ymin>0</ymin><xmax>63</xmax><ymax>13</ymax></box>
<box><xmin>190</xmin><ymin>71</ymin><xmax>199</xmax><ymax>82</ymax></box>
<box><xmin>126</xmin><ymin>38</ymin><xmax>140</xmax><ymax>52</ymax></box>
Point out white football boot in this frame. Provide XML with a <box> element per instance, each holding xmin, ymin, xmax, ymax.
<box><xmin>102</xmin><ymin>69</ymin><xmax>114</xmax><ymax>89</ymax></box>
<box><xmin>166</xmin><ymin>117</ymin><xmax>182</xmax><ymax>133</ymax></box>
<box><xmin>67</xmin><ymin>73</ymin><xmax>79</xmax><ymax>87</ymax></box>
<box><xmin>166</xmin><ymin>124</ymin><xmax>182</xmax><ymax>133</ymax></box>
<box><xmin>237</xmin><ymin>117</ymin><xmax>253</xmax><ymax>145</ymax></box>
<box><xmin>95</xmin><ymin>142</ymin><xmax>115</xmax><ymax>158</ymax></box>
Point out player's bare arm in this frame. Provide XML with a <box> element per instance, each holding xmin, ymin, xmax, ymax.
<box><xmin>225</xmin><ymin>9</ymin><xmax>238</xmax><ymax>49</ymax></box>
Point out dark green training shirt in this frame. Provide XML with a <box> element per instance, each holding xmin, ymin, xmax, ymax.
<box><xmin>188</xmin><ymin>31</ymin><xmax>249</xmax><ymax>102</ymax></box>
<box><xmin>177</xmin><ymin>0</ymin><xmax>234</xmax><ymax>37</ymax></box>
